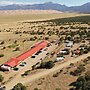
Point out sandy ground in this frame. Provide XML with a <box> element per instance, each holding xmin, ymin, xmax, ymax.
<box><xmin>0</xmin><ymin>10</ymin><xmax>89</xmax><ymax>24</ymax></box>
<box><xmin>0</xmin><ymin>10</ymin><xmax>62</xmax><ymax>15</ymax></box>
<box><xmin>3</xmin><ymin>43</ymin><xmax>57</xmax><ymax>90</ymax></box>
<box><xmin>0</xmin><ymin>10</ymin><xmax>90</xmax><ymax>90</ymax></box>
<box><xmin>5</xmin><ymin>52</ymin><xmax>90</xmax><ymax>90</ymax></box>
<box><xmin>27</xmin><ymin>59</ymin><xmax>90</xmax><ymax>90</ymax></box>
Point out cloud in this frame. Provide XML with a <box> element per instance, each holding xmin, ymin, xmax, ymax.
<box><xmin>0</xmin><ymin>1</ymin><xmax>38</xmax><ymax>6</ymax></box>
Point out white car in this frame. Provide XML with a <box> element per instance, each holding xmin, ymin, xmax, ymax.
<box><xmin>56</xmin><ymin>56</ymin><xmax>65</xmax><ymax>62</ymax></box>
<box><xmin>60</xmin><ymin>50</ymin><xmax>67</xmax><ymax>54</ymax></box>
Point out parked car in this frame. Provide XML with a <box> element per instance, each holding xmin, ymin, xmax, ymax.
<box><xmin>44</xmin><ymin>48</ymin><xmax>48</xmax><ymax>51</ymax></box>
<box><xmin>22</xmin><ymin>62</ymin><xmax>27</xmax><ymax>65</ymax></box>
<box><xmin>35</xmin><ymin>50</ymin><xmax>42</xmax><ymax>55</ymax></box>
<box><xmin>60</xmin><ymin>49</ymin><xmax>70</xmax><ymax>55</ymax></box>
<box><xmin>20</xmin><ymin>64</ymin><xmax>24</xmax><ymax>67</ymax></box>
<box><xmin>31</xmin><ymin>56</ymin><xmax>35</xmax><ymax>58</ymax></box>
<box><xmin>46</xmin><ymin>52</ymin><xmax>49</xmax><ymax>55</ymax></box>
<box><xmin>13</xmin><ymin>67</ymin><xmax>19</xmax><ymax>71</ymax></box>
<box><xmin>55</xmin><ymin>55</ymin><xmax>65</xmax><ymax>62</ymax></box>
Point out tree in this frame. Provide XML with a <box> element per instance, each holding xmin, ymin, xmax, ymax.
<box><xmin>60</xmin><ymin>37</ymin><xmax>64</xmax><ymax>42</ymax></box>
<box><xmin>0</xmin><ymin>75</ymin><xmax>4</xmax><ymax>82</ymax></box>
<box><xmin>56</xmin><ymin>88</ymin><xmax>61</xmax><ymax>90</ymax></box>
<box><xmin>14</xmin><ymin>47</ymin><xmax>20</xmax><ymax>51</ymax></box>
<box><xmin>40</xmin><ymin>61</ymin><xmax>54</xmax><ymax>69</ymax></box>
<box><xmin>70</xmin><ymin>71</ymin><xmax>90</xmax><ymax>90</ymax></box>
<box><xmin>0</xmin><ymin>41</ymin><xmax>5</xmax><ymax>45</ymax></box>
<box><xmin>70</xmin><ymin>65</ymin><xmax>85</xmax><ymax>76</ymax></box>
<box><xmin>40</xmin><ymin>62</ymin><xmax>46</xmax><ymax>68</ymax></box>
<box><xmin>34</xmin><ymin>88</ymin><xmax>39</xmax><ymax>90</ymax></box>
<box><xmin>45</xmin><ymin>61</ymin><xmax>55</xmax><ymax>69</ymax></box>
<box><xmin>12</xmin><ymin>83</ymin><xmax>26</xmax><ymax>90</ymax></box>
<box><xmin>85</xmin><ymin>71</ymin><xmax>90</xmax><ymax>81</ymax></box>
<box><xmin>0</xmin><ymin>54</ymin><xmax>4</xmax><ymax>58</ymax></box>
<box><xmin>14</xmin><ymin>40</ymin><xmax>17</xmax><ymax>44</ymax></box>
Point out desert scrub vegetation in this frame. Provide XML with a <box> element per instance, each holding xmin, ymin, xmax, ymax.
<box><xmin>43</xmin><ymin>15</ymin><xmax>90</xmax><ymax>24</ymax></box>
<box><xmin>34</xmin><ymin>88</ymin><xmax>42</xmax><ymax>90</ymax></box>
<box><xmin>70</xmin><ymin>71</ymin><xmax>90</xmax><ymax>90</ymax></box>
<box><xmin>11</xmin><ymin>83</ymin><xmax>26</xmax><ymax>90</ymax></box>
<box><xmin>55</xmin><ymin>88</ymin><xmax>61</xmax><ymax>90</ymax></box>
<box><xmin>40</xmin><ymin>61</ymin><xmax>55</xmax><ymax>69</ymax></box>
<box><xmin>13</xmin><ymin>47</ymin><xmax>20</xmax><ymax>51</ymax></box>
<box><xmin>21</xmin><ymin>70</ymin><xmax>31</xmax><ymax>76</ymax></box>
<box><xmin>70</xmin><ymin>64</ymin><xmax>86</xmax><ymax>76</ymax></box>
<box><xmin>0</xmin><ymin>54</ymin><xmax>4</xmax><ymax>58</ymax></box>
<box><xmin>82</xmin><ymin>56</ymin><xmax>90</xmax><ymax>65</ymax></box>
<box><xmin>0</xmin><ymin>41</ymin><xmax>5</xmax><ymax>45</ymax></box>
<box><xmin>53</xmin><ymin>69</ymin><xmax>63</xmax><ymax>78</ymax></box>
<box><xmin>7</xmin><ymin>44</ymin><xmax>19</xmax><ymax>48</ymax></box>
<box><xmin>70</xmin><ymin>56</ymin><xmax>90</xmax><ymax>77</ymax></box>
<box><xmin>0</xmin><ymin>74</ymin><xmax>4</xmax><ymax>82</ymax></box>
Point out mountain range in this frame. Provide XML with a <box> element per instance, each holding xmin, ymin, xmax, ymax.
<box><xmin>0</xmin><ymin>2</ymin><xmax>90</xmax><ymax>13</ymax></box>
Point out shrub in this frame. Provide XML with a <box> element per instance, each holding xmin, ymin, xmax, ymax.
<box><xmin>70</xmin><ymin>63</ymin><xmax>74</xmax><ymax>67</ymax></box>
<box><xmin>45</xmin><ymin>61</ymin><xmax>55</xmax><ymax>69</ymax></box>
<box><xmin>8</xmin><ymin>44</ymin><xmax>18</xmax><ymax>48</ymax></box>
<box><xmin>0</xmin><ymin>75</ymin><xmax>4</xmax><ymax>82</ymax></box>
<box><xmin>1</xmin><ymin>47</ymin><xmax>6</xmax><ymax>50</ymax></box>
<box><xmin>34</xmin><ymin>88</ymin><xmax>42</xmax><ymax>90</ymax></box>
<box><xmin>40</xmin><ymin>61</ymin><xmax>54</xmax><ymax>69</ymax></box>
<box><xmin>13</xmin><ymin>47</ymin><xmax>20</xmax><ymax>51</ymax></box>
<box><xmin>53</xmin><ymin>72</ymin><xmax>59</xmax><ymax>77</ymax></box>
<box><xmin>22</xmin><ymin>70</ymin><xmax>30</xmax><ymax>76</ymax></box>
<box><xmin>12</xmin><ymin>83</ymin><xmax>26</xmax><ymax>90</ymax></box>
<box><xmin>56</xmin><ymin>88</ymin><xmax>61</xmax><ymax>90</ymax></box>
<box><xmin>87</xmin><ymin>56</ymin><xmax>90</xmax><ymax>60</ymax></box>
<box><xmin>34</xmin><ymin>88</ymin><xmax>39</xmax><ymax>90</ymax></box>
<box><xmin>70</xmin><ymin>65</ymin><xmax>85</xmax><ymax>76</ymax></box>
<box><xmin>70</xmin><ymin>71</ymin><xmax>90</xmax><ymax>90</ymax></box>
<box><xmin>0</xmin><ymin>41</ymin><xmax>5</xmax><ymax>45</ymax></box>
<box><xmin>40</xmin><ymin>62</ymin><xmax>46</xmax><ymax>68</ymax></box>
<box><xmin>0</xmin><ymin>54</ymin><xmax>4</xmax><ymax>58</ymax></box>
<box><xmin>14</xmin><ymin>40</ymin><xmax>17</xmax><ymax>44</ymax></box>
<box><xmin>85</xmin><ymin>71</ymin><xmax>90</xmax><ymax>81</ymax></box>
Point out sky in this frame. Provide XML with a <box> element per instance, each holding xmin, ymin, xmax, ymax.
<box><xmin>0</xmin><ymin>0</ymin><xmax>90</xmax><ymax>6</ymax></box>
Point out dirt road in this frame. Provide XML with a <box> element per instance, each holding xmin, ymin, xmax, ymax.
<box><xmin>5</xmin><ymin>52</ymin><xmax>90</xmax><ymax>90</ymax></box>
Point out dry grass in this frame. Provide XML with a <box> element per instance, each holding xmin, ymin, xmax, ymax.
<box><xmin>26</xmin><ymin>60</ymin><xmax>90</xmax><ymax>90</ymax></box>
<box><xmin>0</xmin><ymin>10</ymin><xmax>90</xmax><ymax>90</ymax></box>
<box><xmin>0</xmin><ymin>10</ymin><xmax>88</xmax><ymax>24</ymax></box>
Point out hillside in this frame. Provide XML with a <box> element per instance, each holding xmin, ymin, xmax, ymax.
<box><xmin>0</xmin><ymin>2</ymin><xmax>90</xmax><ymax>13</ymax></box>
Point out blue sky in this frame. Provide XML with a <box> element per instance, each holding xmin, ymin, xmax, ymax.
<box><xmin>0</xmin><ymin>0</ymin><xmax>90</xmax><ymax>6</ymax></box>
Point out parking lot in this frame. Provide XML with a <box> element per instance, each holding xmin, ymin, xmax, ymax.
<box><xmin>13</xmin><ymin>43</ymin><xmax>57</xmax><ymax>72</ymax></box>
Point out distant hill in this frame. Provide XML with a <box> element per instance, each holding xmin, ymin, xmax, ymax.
<box><xmin>69</xmin><ymin>2</ymin><xmax>90</xmax><ymax>13</ymax></box>
<box><xmin>0</xmin><ymin>2</ymin><xmax>90</xmax><ymax>13</ymax></box>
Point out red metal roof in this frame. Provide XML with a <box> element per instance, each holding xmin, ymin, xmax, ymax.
<box><xmin>4</xmin><ymin>41</ymin><xmax>48</xmax><ymax>67</ymax></box>
<box><xmin>4</xmin><ymin>58</ymin><xmax>19</xmax><ymax>67</ymax></box>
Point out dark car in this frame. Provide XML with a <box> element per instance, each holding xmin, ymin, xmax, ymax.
<box><xmin>20</xmin><ymin>64</ymin><xmax>24</xmax><ymax>67</ymax></box>
<box><xmin>35</xmin><ymin>51</ymin><xmax>42</xmax><ymax>55</ymax></box>
<box><xmin>46</xmin><ymin>52</ymin><xmax>49</xmax><ymax>55</ymax></box>
<box><xmin>40</xmin><ymin>58</ymin><xmax>43</xmax><ymax>60</ymax></box>
<box><xmin>31</xmin><ymin>56</ymin><xmax>35</xmax><ymax>58</ymax></box>
<box><xmin>22</xmin><ymin>62</ymin><xmax>27</xmax><ymax>64</ymax></box>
